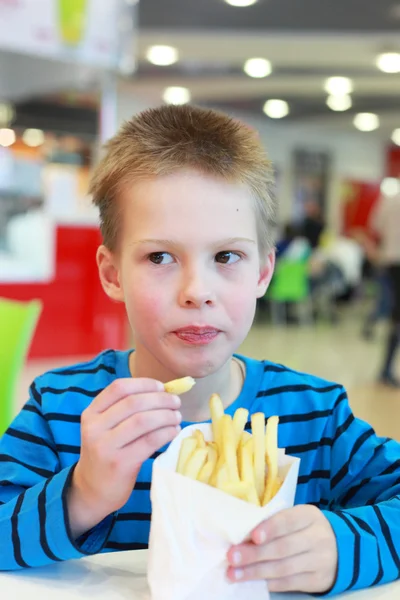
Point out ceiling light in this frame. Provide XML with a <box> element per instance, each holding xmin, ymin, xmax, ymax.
<box><xmin>22</xmin><ymin>128</ymin><xmax>45</xmax><ymax>147</ymax></box>
<box><xmin>324</xmin><ymin>76</ymin><xmax>353</xmax><ymax>95</ymax></box>
<box><xmin>225</xmin><ymin>0</ymin><xmax>258</xmax><ymax>6</ymax></box>
<box><xmin>163</xmin><ymin>86</ymin><xmax>191</xmax><ymax>105</ymax></box>
<box><xmin>0</xmin><ymin>128</ymin><xmax>16</xmax><ymax>147</ymax></box>
<box><xmin>146</xmin><ymin>45</ymin><xmax>178</xmax><ymax>66</ymax></box>
<box><xmin>326</xmin><ymin>94</ymin><xmax>352</xmax><ymax>112</ymax></box>
<box><xmin>263</xmin><ymin>99</ymin><xmax>289</xmax><ymax>119</ymax></box>
<box><xmin>391</xmin><ymin>128</ymin><xmax>400</xmax><ymax>145</ymax></box>
<box><xmin>376</xmin><ymin>52</ymin><xmax>400</xmax><ymax>73</ymax></box>
<box><xmin>353</xmin><ymin>113</ymin><xmax>379</xmax><ymax>132</ymax></box>
<box><xmin>380</xmin><ymin>177</ymin><xmax>400</xmax><ymax>197</ymax></box>
<box><xmin>244</xmin><ymin>58</ymin><xmax>272</xmax><ymax>78</ymax></box>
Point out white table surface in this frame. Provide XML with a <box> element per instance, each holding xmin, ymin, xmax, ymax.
<box><xmin>0</xmin><ymin>550</ymin><xmax>399</xmax><ymax>600</ymax></box>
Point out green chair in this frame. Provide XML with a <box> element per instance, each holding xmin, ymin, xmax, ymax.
<box><xmin>0</xmin><ymin>298</ymin><xmax>42</xmax><ymax>435</ymax></box>
<box><xmin>267</xmin><ymin>259</ymin><xmax>312</xmax><ymax>325</ymax></box>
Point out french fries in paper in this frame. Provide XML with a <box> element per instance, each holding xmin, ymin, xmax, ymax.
<box><xmin>148</xmin><ymin>408</ymin><xmax>300</xmax><ymax>600</ymax></box>
<box><xmin>175</xmin><ymin>392</ymin><xmax>282</xmax><ymax>507</ymax></box>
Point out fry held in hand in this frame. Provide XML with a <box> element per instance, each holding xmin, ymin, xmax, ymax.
<box><xmin>175</xmin><ymin>391</ymin><xmax>282</xmax><ymax>507</ymax></box>
<box><xmin>164</xmin><ymin>376</ymin><xmax>196</xmax><ymax>395</ymax></box>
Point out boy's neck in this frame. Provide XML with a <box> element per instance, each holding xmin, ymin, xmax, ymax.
<box><xmin>128</xmin><ymin>351</ymin><xmax>245</xmax><ymax>422</ymax></box>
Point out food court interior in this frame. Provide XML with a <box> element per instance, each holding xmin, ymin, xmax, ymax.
<box><xmin>1</xmin><ymin>0</ymin><xmax>400</xmax><ymax>443</ymax></box>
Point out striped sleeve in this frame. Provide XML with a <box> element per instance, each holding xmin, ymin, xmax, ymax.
<box><xmin>321</xmin><ymin>388</ymin><xmax>400</xmax><ymax>595</ymax></box>
<box><xmin>0</xmin><ymin>381</ymin><xmax>114</xmax><ymax>571</ymax></box>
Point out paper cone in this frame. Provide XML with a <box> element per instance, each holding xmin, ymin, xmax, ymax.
<box><xmin>148</xmin><ymin>423</ymin><xmax>300</xmax><ymax>600</ymax></box>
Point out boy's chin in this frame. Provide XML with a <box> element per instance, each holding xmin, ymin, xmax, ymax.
<box><xmin>167</xmin><ymin>351</ymin><xmax>231</xmax><ymax>380</ymax></box>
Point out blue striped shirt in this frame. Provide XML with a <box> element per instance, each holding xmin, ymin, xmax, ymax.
<box><xmin>1</xmin><ymin>349</ymin><xmax>400</xmax><ymax>596</ymax></box>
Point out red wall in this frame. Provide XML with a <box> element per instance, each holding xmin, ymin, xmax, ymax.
<box><xmin>341</xmin><ymin>180</ymin><xmax>381</xmax><ymax>235</ymax></box>
<box><xmin>0</xmin><ymin>225</ymin><xmax>128</xmax><ymax>358</ymax></box>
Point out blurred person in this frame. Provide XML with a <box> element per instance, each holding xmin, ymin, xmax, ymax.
<box><xmin>354</xmin><ymin>229</ymin><xmax>393</xmax><ymax>340</ymax></box>
<box><xmin>301</xmin><ymin>199</ymin><xmax>325</xmax><ymax>249</ymax></box>
<box><xmin>371</xmin><ymin>192</ymin><xmax>400</xmax><ymax>387</ymax></box>
<box><xmin>276</xmin><ymin>222</ymin><xmax>311</xmax><ymax>262</ymax></box>
<box><xmin>1</xmin><ymin>106</ymin><xmax>400</xmax><ymax>596</ymax></box>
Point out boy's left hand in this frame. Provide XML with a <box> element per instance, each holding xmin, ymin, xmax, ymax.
<box><xmin>227</xmin><ymin>505</ymin><xmax>338</xmax><ymax>594</ymax></box>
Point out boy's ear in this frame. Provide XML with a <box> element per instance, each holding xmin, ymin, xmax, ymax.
<box><xmin>256</xmin><ymin>251</ymin><xmax>275</xmax><ymax>298</ymax></box>
<box><xmin>97</xmin><ymin>245</ymin><xmax>125</xmax><ymax>303</ymax></box>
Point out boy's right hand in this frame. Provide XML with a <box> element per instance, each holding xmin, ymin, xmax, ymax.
<box><xmin>67</xmin><ymin>378</ymin><xmax>181</xmax><ymax>539</ymax></box>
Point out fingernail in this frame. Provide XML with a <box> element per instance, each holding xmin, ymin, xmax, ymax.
<box><xmin>257</xmin><ymin>530</ymin><xmax>266</xmax><ymax>544</ymax></box>
<box><xmin>175</xmin><ymin>411</ymin><xmax>182</xmax><ymax>424</ymax></box>
<box><xmin>173</xmin><ymin>395</ymin><xmax>181</xmax><ymax>407</ymax></box>
<box><xmin>232</xmin><ymin>551</ymin><xmax>242</xmax><ymax>566</ymax></box>
<box><xmin>234</xmin><ymin>569</ymin><xmax>244</xmax><ymax>581</ymax></box>
<box><xmin>175</xmin><ymin>425</ymin><xmax>182</xmax><ymax>433</ymax></box>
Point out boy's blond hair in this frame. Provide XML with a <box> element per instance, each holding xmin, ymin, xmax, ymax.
<box><xmin>90</xmin><ymin>104</ymin><xmax>277</xmax><ymax>253</ymax></box>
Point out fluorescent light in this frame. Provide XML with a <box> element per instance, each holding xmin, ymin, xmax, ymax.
<box><xmin>244</xmin><ymin>58</ymin><xmax>272</xmax><ymax>78</ymax></box>
<box><xmin>263</xmin><ymin>99</ymin><xmax>289</xmax><ymax>119</ymax></box>
<box><xmin>324</xmin><ymin>76</ymin><xmax>353</xmax><ymax>95</ymax></box>
<box><xmin>146</xmin><ymin>45</ymin><xmax>178</xmax><ymax>66</ymax></box>
<box><xmin>376</xmin><ymin>52</ymin><xmax>400</xmax><ymax>73</ymax></box>
<box><xmin>391</xmin><ymin>128</ymin><xmax>400</xmax><ymax>146</ymax></box>
<box><xmin>225</xmin><ymin>0</ymin><xmax>258</xmax><ymax>5</ymax></box>
<box><xmin>326</xmin><ymin>94</ymin><xmax>352</xmax><ymax>112</ymax></box>
<box><xmin>380</xmin><ymin>177</ymin><xmax>400</xmax><ymax>197</ymax></box>
<box><xmin>22</xmin><ymin>128</ymin><xmax>45</xmax><ymax>147</ymax></box>
<box><xmin>0</xmin><ymin>128</ymin><xmax>16</xmax><ymax>147</ymax></box>
<box><xmin>163</xmin><ymin>86</ymin><xmax>191</xmax><ymax>105</ymax></box>
<box><xmin>353</xmin><ymin>113</ymin><xmax>379</xmax><ymax>132</ymax></box>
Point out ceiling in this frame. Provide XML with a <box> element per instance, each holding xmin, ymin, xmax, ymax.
<box><xmin>130</xmin><ymin>0</ymin><xmax>400</xmax><ymax>138</ymax></box>
<box><xmin>139</xmin><ymin>0</ymin><xmax>400</xmax><ymax>32</ymax></box>
<box><xmin>6</xmin><ymin>0</ymin><xmax>400</xmax><ymax>139</ymax></box>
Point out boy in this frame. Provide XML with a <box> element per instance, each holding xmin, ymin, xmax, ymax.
<box><xmin>0</xmin><ymin>105</ymin><xmax>400</xmax><ymax>596</ymax></box>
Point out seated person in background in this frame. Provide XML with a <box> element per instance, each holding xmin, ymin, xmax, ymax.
<box><xmin>0</xmin><ymin>105</ymin><xmax>400</xmax><ymax>597</ymax></box>
<box><xmin>276</xmin><ymin>222</ymin><xmax>311</xmax><ymax>262</ymax></box>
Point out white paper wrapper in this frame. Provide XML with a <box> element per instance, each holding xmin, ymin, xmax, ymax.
<box><xmin>148</xmin><ymin>423</ymin><xmax>300</xmax><ymax>600</ymax></box>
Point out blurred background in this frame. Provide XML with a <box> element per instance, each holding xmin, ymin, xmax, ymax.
<box><xmin>1</xmin><ymin>0</ymin><xmax>399</xmax><ymax>438</ymax></box>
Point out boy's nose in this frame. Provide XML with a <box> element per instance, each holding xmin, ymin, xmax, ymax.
<box><xmin>178</xmin><ymin>272</ymin><xmax>216</xmax><ymax>308</ymax></box>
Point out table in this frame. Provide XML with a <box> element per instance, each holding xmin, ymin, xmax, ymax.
<box><xmin>1</xmin><ymin>550</ymin><xmax>399</xmax><ymax>599</ymax></box>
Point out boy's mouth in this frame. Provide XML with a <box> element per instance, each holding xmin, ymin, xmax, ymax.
<box><xmin>173</xmin><ymin>327</ymin><xmax>220</xmax><ymax>345</ymax></box>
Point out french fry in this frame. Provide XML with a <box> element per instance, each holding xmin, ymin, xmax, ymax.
<box><xmin>239</xmin><ymin>439</ymin><xmax>260</xmax><ymax>506</ymax></box>
<box><xmin>240</xmin><ymin>430</ymin><xmax>252</xmax><ymax>445</ymax></box>
<box><xmin>206</xmin><ymin>443</ymin><xmax>218</xmax><ymax>466</ymax></box>
<box><xmin>215</xmin><ymin>464</ymin><xmax>229</xmax><ymax>489</ymax></box>
<box><xmin>193</xmin><ymin>429</ymin><xmax>206</xmax><ymax>448</ymax></box>
<box><xmin>197</xmin><ymin>460</ymin><xmax>215</xmax><ymax>485</ymax></box>
<box><xmin>209</xmin><ymin>394</ymin><xmax>224</xmax><ymax>452</ymax></box>
<box><xmin>176</xmin><ymin>436</ymin><xmax>197</xmax><ymax>474</ymax></box>
<box><xmin>183</xmin><ymin>448</ymin><xmax>208</xmax><ymax>480</ymax></box>
<box><xmin>219</xmin><ymin>481</ymin><xmax>252</xmax><ymax>502</ymax></box>
<box><xmin>263</xmin><ymin>416</ymin><xmax>280</xmax><ymax>506</ymax></box>
<box><xmin>252</xmin><ymin>412</ymin><xmax>266</xmax><ymax>502</ymax></box>
<box><xmin>233</xmin><ymin>408</ymin><xmax>249</xmax><ymax>448</ymax></box>
<box><xmin>240</xmin><ymin>438</ymin><xmax>255</xmax><ymax>486</ymax></box>
<box><xmin>221</xmin><ymin>415</ymin><xmax>240</xmax><ymax>483</ymax></box>
<box><xmin>164</xmin><ymin>376</ymin><xmax>196</xmax><ymax>395</ymax></box>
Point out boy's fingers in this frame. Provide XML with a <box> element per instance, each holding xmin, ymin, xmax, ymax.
<box><xmin>251</xmin><ymin>505</ymin><xmax>316</xmax><ymax>545</ymax></box>
<box><xmin>227</xmin><ymin>552</ymin><xmax>311</xmax><ymax>584</ymax></box>
<box><xmin>97</xmin><ymin>392</ymin><xmax>181</xmax><ymax>431</ymax></box>
<box><xmin>227</xmin><ymin>529</ymin><xmax>310</xmax><ymax>567</ymax></box>
<box><xmin>124</xmin><ymin>425</ymin><xmax>181</xmax><ymax>467</ymax></box>
<box><xmin>107</xmin><ymin>409</ymin><xmax>182</xmax><ymax>449</ymax></box>
<box><xmin>89</xmin><ymin>378</ymin><xmax>165</xmax><ymax>414</ymax></box>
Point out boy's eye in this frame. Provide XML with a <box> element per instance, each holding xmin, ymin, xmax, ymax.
<box><xmin>215</xmin><ymin>251</ymin><xmax>241</xmax><ymax>265</ymax></box>
<box><xmin>148</xmin><ymin>252</ymin><xmax>174</xmax><ymax>265</ymax></box>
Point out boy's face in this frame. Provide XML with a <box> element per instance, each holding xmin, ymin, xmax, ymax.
<box><xmin>98</xmin><ymin>170</ymin><xmax>274</xmax><ymax>378</ymax></box>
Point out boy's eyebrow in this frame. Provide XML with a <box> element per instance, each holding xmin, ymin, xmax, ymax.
<box><xmin>132</xmin><ymin>237</ymin><xmax>257</xmax><ymax>246</ymax></box>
